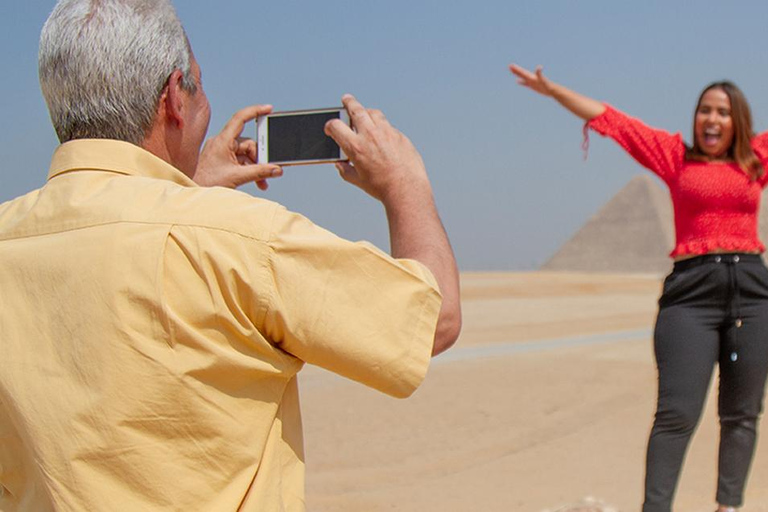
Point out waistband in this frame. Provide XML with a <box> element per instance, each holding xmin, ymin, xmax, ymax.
<box><xmin>673</xmin><ymin>252</ymin><xmax>764</xmax><ymax>272</ymax></box>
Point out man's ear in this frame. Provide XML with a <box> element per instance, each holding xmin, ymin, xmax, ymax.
<box><xmin>161</xmin><ymin>69</ymin><xmax>186</xmax><ymax>129</ymax></box>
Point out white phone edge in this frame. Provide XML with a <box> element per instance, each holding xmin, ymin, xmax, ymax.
<box><xmin>256</xmin><ymin>108</ymin><xmax>349</xmax><ymax>166</ymax></box>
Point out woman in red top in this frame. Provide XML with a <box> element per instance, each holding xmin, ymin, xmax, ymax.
<box><xmin>510</xmin><ymin>64</ymin><xmax>768</xmax><ymax>512</ymax></box>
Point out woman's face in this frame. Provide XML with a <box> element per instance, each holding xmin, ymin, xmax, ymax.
<box><xmin>694</xmin><ymin>88</ymin><xmax>734</xmax><ymax>159</ymax></box>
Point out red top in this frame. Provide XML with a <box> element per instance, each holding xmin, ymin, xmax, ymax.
<box><xmin>588</xmin><ymin>105</ymin><xmax>768</xmax><ymax>257</ymax></box>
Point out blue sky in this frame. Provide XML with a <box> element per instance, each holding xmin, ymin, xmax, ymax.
<box><xmin>4</xmin><ymin>1</ymin><xmax>768</xmax><ymax>270</ymax></box>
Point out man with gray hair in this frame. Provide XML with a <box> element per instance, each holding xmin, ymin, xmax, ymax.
<box><xmin>0</xmin><ymin>1</ymin><xmax>461</xmax><ymax>510</ymax></box>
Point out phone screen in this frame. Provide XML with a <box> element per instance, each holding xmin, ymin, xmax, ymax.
<box><xmin>267</xmin><ymin>110</ymin><xmax>342</xmax><ymax>163</ymax></box>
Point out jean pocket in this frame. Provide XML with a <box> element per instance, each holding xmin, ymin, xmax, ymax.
<box><xmin>740</xmin><ymin>261</ymin><xmax>768</xmax><ymax>297</ymax></box>
<box><xmin>658</xmin><ymin>263</ymin><xmax>715</xmax><ymax>307</ymax></box>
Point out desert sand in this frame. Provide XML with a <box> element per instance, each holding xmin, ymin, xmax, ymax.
<box><xmin>299</xmin><ymin>272</ymin><xmax>768</xmax><ymax>511</ymax></box>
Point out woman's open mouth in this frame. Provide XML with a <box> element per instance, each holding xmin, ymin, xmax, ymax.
<box><xmin>703</xmin><ymin>127</ymin><xmax>721</xmax><ymax>147</ymax></box>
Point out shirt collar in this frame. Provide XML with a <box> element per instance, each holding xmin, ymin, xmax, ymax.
<box><xmin>48</xmin><ymin>139</ymin><xmax>198</xmax><ymax>188</ymax></box>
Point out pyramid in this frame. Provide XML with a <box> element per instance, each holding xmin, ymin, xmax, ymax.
<box><xmin>541</xmin><ymin>174</ymin><xmax>674</xmax><ymax>274</ymax></box>
<box><xmin>543</xmin><ymin>174</ymin><xmax>768</xmax><ymax>274</ymax></box>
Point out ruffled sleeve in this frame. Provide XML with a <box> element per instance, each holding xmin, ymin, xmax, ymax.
<box><xmin>586</xmin><ymin>104</ymin><xmax>685</xmax><ymax>185</ymax></box>
<box><xmin>750</xmin><ymin>131</ymin><xmax>768</xmax><ymax>187</ymax></box>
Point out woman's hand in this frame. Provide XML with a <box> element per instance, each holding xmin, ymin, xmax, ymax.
<box><xmin>509</xmin><ymin>64</ymin><xmax>555</xmax><ymax>97</ymax></box>
<box><xmin>508</xmin><ymin>63</ymin><xmax>605</xmax><ymax>121</ymax></box>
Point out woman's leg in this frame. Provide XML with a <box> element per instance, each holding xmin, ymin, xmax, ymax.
<box><xmin>716</xmin><ymin>263</ymin><xmax>768</xmax><ymax>507</ymax></box>
<box><xmin>643</xmin><ymin>302</ymin><xmax>721</xmax><ymax>512</ymax></box>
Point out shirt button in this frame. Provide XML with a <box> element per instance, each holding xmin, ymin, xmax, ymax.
<box><xmin>715</xmin><ymin>256</ymin><xmax>722</xmax><ymax>263</ymax></box>
<box><xmin>734</xmin><ymin>255</ymin><xmax>740</xmax><ymax>263</ymax></box>
<box><xmin>736</xmin><ymin>319</ymin><xmax>743</xmax><ymax>328</ymax></box>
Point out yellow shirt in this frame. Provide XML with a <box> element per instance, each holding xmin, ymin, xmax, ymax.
<box><xmin>0</xmin><ymin>140</ymin><xmax>441</xmax><ymax>511</ymax></box>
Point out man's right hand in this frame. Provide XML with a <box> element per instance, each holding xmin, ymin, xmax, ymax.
<box><xmin>324</xmin><ymin>94</ymin><xmax>430</xmax><ymax>205</ymax></box>
<box><xmin>324</xmin><ymin>94</ymin><xmax>461</xmax><ymax>356</ymax></box>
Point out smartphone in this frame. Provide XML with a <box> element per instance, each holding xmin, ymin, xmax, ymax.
<box><xmin>256</xmin><ymin>108</ymin><xmax>350</xmax><ymax>166</ymax></box>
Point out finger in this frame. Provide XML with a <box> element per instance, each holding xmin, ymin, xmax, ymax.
<box><xmin>236</xmin><ymin>138</ymin><xmax>258</xmax><ymax>163</ymax></box>
<box><xmin>256</xmin><ymin>179</ymin><xmax>269</xmax><ymax>191</ymax></box>
<box><xmin>325</xmin><ymin>118</ymin><xmax>358</xmax><ymax>157</ymax></box>
<box><xmin>335</xmin><ymin>162</ymin><xmax>359</xmax><ymax>185</ymax></box>
<box><xmin>341</xmin><ymin>94</ymin><xmax>374</xmax><ymax>133</ymax></box>
<box><xmin>232</xmin><ymin>164</ymin><xmax>283</xmax><ymax>188</ymax></box>
<box><xmin>509</xmin><ymin>64</ymin><xmax>530</xmax><ymax>79</ymax></box>
<box><xmin>220</xmin><ymin>104</ymin><xmax>274</xmax><ymax>141</ymax></box>
<box><xmin>237</xmin><ymin>154</ymin><xmax>254</xmax><ymax>166</ymax></box>
<box><xmin>367</xmin><ymin>108</ymin><xmax>389</xmax><ymax>127</ymax></box>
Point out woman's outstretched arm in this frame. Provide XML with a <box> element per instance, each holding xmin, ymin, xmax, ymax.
<box><xmin>509</xmin><ymin>64</ymin><xmax>605</xmax><ymax>121</ymax></box>
<box><xmin>510</xmin><ymin>63</ymin><xmax>684</xmax><ymax>182</ymax></box>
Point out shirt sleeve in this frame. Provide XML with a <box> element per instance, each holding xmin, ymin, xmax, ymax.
<box><xmin>751</xmin><ymin>131</ymin><xmax>768</xmax><ymax>187</ymax></box>
<box><xmin>587</xmin><ymin>104</ymin><xmax>685</xmax><ymax>185</ymax></box>
<box><xmin>261</xmin><ymin>206</ymin><xmax>442</xmax><ymax>398</ymax></box>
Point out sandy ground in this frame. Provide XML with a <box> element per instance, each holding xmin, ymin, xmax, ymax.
<box><xmin>299</xmin><ymin>272</ymin><xmax>768</xmax><ymax>511</ymax></box>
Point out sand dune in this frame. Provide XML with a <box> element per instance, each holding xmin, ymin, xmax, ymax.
<box><xmin>300</xmin><ymin>272</ymin><xmax>768</xmax><ymax>511</ymax></box>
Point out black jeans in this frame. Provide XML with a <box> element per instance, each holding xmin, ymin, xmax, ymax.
<box><xmin>643</xmin><ymin>254</ymin><xmax>768</xmax><ymax>511</ymax></box>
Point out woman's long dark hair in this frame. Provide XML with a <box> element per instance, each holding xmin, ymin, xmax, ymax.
<box><xmin>685</xmin><ymin>81</ymin><xmax>763</xmax><ymax>180</ymax></box>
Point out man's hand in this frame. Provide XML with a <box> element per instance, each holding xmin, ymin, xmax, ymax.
<box><xmin>194</xmin><ymin>105</ymin><xmax>283</xmax><ymax>190</ymax></box>
<box><xmin>324</xmin><ymin>94</ymin><xmax>429</xmax><ymax>204</ymax></box>
<box><xmin>325</xmin><ymin>94</ymin><xmax>461</xmax><ymax>356</ymax></box>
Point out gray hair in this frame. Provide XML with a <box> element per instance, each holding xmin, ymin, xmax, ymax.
<box><xmin>39</xmin><ymin>0</ymin><xmax>197</xmax><ymax>144</ymax></box>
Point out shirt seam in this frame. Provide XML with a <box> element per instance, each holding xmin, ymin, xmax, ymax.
<box><xmin>401</xmin><ymin>285</ymin><xmax>439</xmax><ymax>392</ymax></box>
<box><xmin>0</xmin><ymin>218</ymin><xmax>274</xmax><ymax>244</ymax></box>
<box><xmin>261</xmin><ymin>206</ymin><xmax>282</xmax><ymax>331</ymax></box>
<box><xmin>156</xmin><ymin>226</ymin><xmax>175</xmax><ymax>349</ymax></box>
